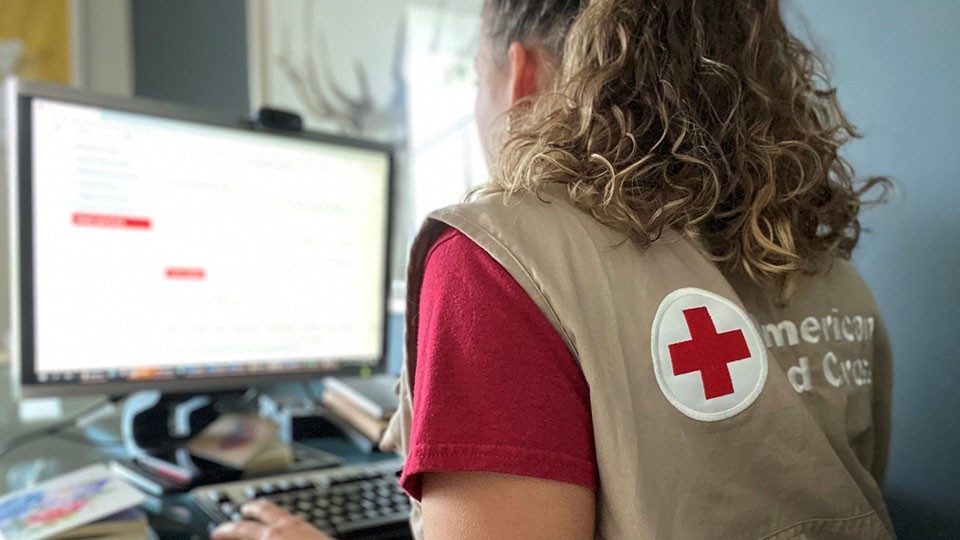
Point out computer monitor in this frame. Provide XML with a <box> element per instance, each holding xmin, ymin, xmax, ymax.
<box><xmin>7</xmin><ymin>80</ymin><xmax>393</xmax><ymax>398</ymax></box>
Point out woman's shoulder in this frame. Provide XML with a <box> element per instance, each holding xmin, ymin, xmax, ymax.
<box><xmin>821</xmin><ymin>258</ymin><xmax>876</xmax><ymax>298</ymax></box>
<box><xmin>438</xmin><ymin>185</ymin><xmax>580</xmax><ymax>220</ymax></box>
<box><xmin>785</xmin><ymin>257</ymin><xmax>884</xmax><ymax>320</ymax></box>
<box><xmin>433</xmin><ymin>185</ymin><xmax>632</xmax><ymax>248</ymax></box>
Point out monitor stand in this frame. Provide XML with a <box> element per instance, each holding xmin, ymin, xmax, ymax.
<box><xmin>115</xmin><ymin>390</ymin><xmax>251</xmax><ymax>493</ymax></box>
<box><xmin>112</xmin><ymin>390</ymin><xmax>345</xmax><ymax>494</ymax></box>
<box><xmin>120</xmin><ymin>390</ymin><xmax>237</xmax><ymax>456</ymax></box>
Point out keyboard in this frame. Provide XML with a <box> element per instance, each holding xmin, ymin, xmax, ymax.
<box><xmin>191</xmin><ymin>458</ymin><xmax>410</xmax><ymax>539</ymax></box>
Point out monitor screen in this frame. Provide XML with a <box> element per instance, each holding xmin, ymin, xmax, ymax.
<box><xmin>13</xmin><ymin>87</ymin><xmax>392</xmax><ymax>396</ymax></box>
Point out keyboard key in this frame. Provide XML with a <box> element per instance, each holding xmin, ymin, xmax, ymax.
<box><xmin>334</xmin><ymin>484</ymin><xmax>362</xmax><ymax>495</ymax></box>
<box><xmin>335</xmin><ymin>512</ymin><xmax>410</xmax><ymax>536</ymax></box>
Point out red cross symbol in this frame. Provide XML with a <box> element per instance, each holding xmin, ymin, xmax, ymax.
<box><xmin>668</xmin><ymin>306</ymin><xmax>751</xmax><ymax>400</ymax></box>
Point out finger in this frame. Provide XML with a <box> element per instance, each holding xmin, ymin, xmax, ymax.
<box><xmin>211</xmin><ymin>520</ymin><xmax>266</xmax><ymax>540</ymax></box>
<box><xmin>241</xmin><ymin>499</ymin><xmax>295</xmax><ymax>524</ymax></box>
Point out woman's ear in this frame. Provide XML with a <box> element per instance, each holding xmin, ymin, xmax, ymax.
<box><xmin>507</xmin><ymin>42</ymin><xmax>541</xmax><ymax>104</ymax></box>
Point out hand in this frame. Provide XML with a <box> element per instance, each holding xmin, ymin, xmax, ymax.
<box><xmin>210</xmin><ymin>500</ymin><xmax>333</xmax><ymax>540</ymax></box>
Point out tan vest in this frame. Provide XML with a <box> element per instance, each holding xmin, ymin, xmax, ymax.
<box><xmin>382</xmin><ymin>187</ymin><xmax>894</xmax><ymax>539</ymax></box>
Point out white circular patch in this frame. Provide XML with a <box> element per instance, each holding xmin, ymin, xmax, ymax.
<box><xmin>650</xmin><ymin>288</ymin><xmax>768</xmax><ymax>422</ymax></box>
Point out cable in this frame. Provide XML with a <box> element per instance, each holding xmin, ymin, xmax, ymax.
<box><xmin>302</xmin><ymin>380</ymin><xmax>322</xmax><ymax>401</ymax></box>
<box><xmin>50</xmin><ymin>429</ymin><xmax>123</xmax><ymax>450</ymax></box>
<box><xmin>0</xmin><ymin>398</ymin><xmax>116</xmax><ymax>461</ymax></box>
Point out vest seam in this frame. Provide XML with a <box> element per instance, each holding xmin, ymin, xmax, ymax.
<box><xmin>431</xmin><ymin>209</ymin><xmax>582</xmax><ymax>361</ymax></box>
<box><xmin>422</xmin><ymin>228</ymin><xmax>462</xmax><ymax>265</ymax></box>
<box><xmin>758</xmin><ymin>505</ymin><xmax>888</xmax><ymax>539</ymax></box>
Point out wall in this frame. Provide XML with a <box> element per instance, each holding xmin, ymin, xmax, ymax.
<box><xmin>788</xmin><ymin>1</ymin><xmax>960</xmax><ymax>536</ymax></box>
<box><xmin>131</xmin><ymin>0</ymin><xmax>249</xmax><ymax>114</ymax></box>
<box><xmin>72</xmin><ymin>0</ymin><xmax>134</xmax><ymax>96</ymax></box>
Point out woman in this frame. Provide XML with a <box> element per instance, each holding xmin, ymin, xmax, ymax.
<box><xmin>214</xmin><ymin>0</ymin><xmax>893</xmax><ymax>538</ymax></box>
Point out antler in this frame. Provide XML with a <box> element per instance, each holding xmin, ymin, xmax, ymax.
<box><xmin>272</xmin><ymin>0</ymin><xmax>407</xmax><ymax>142</ymax></box>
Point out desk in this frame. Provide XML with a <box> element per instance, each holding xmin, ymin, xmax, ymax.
<box><xmin>0</xmin><ymin>365</ymin><xmax>403</xmax><ymax>539</ymax></box>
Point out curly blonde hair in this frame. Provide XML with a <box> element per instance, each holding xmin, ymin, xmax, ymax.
<box><xmin>485</xmin><ymin>0</ymin><xmax>889</xmax><ymax>298</ymax></box>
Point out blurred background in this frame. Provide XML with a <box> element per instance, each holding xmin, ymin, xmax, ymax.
<box><xmin>0</xmin><ymin>0</ymin><xmax>956</xmax><ymax>536</ymax></box>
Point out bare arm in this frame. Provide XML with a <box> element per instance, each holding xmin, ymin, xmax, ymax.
<box><xmin>421</xmin><ymin>472</ymin><xmax>596</xmax><ymax>539</ymax></box>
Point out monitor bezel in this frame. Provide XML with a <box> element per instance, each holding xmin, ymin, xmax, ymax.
<box><xmin>8</xmin><ymin>79</ymin><xmax>396</xmax><ymax>398</ymax></box>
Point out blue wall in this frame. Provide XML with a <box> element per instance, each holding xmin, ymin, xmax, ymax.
<box><xmin>789</xmin><ymin>1</ymin><xmax>960</xmax><ymax>536</ymax></box>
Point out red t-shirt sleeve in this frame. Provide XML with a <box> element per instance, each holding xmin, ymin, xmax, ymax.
<box><xmin>399</xmin><ymin>228</ymin><xmax>597</xmax><ymax>501</ymax></box>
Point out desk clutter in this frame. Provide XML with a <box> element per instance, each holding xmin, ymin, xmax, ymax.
<box><xmin>0</xmin><ymin>464</ymin><xmax>149</xmax><ymax>540</ymax></box>
<box><xmin>110</xmin><ymin>411</ymin><xmax>343</xmax><ymax>496</ymax></box>
<box><xmin>186</xmin><ymin>414</ymin><xmax>293</xmax><ymax>472</ymax></box>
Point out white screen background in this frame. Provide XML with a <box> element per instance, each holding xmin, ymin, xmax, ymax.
<box><xmin>30</xmin><ymin>99</ymin><xmax>389</xmax><ymax>374</ymax></box>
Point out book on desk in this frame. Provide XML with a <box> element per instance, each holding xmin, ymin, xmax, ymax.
<box><xmin>321</xmin><ymin>375</ymin><xmax>399</xmax><ymax>452</ymax></box>
<box><xmin>0</xmin><ymin>464</ymin><xmax>149</xmax><ymax>540</ymax></box>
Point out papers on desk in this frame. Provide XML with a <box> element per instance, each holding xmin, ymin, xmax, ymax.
<box><xmin>0</xmin><ymin>464</ymin><xmax>146</xmax><ymax>540</ymax></box>
<box><xmin>185</xmin><ymin>413</ymin><xmax>292</xmax><ymax>472</ymax></box>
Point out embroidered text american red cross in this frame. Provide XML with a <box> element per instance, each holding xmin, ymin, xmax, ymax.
<box><xmin>668</xmin><ymin>306</ymin><xmax>751</xmax><ymax>400</ymax></box>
